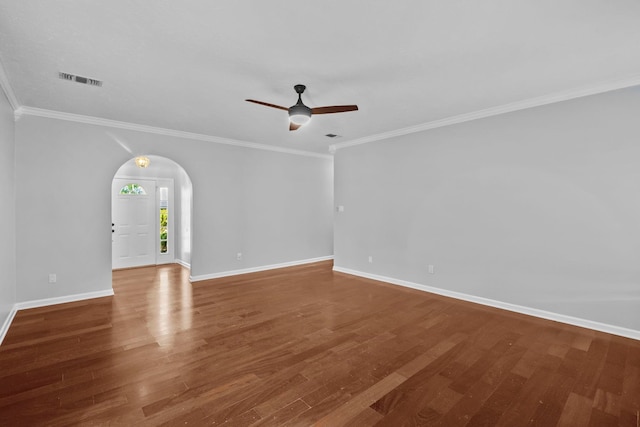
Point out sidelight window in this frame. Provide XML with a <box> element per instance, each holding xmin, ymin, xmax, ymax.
<box><xmin>159</xmin><ymin>187</ymin><xmax>168</xmax><ymax>253</ymax></box>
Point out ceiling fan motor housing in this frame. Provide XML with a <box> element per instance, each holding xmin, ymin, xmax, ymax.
<box><xmin>289</xmin><ymin>103</ymin><xmax>312</xmax><ymax>125</ymax></box>
<box><xmin>289</xmin><ymin>85</ymin><xmax>312</xmax><ymax>125</ymax></box>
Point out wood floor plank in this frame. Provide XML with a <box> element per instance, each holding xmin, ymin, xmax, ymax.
<box><xmin>572</xmin><ymin>337</ymin><xmax>609</xmax><ymax>399</ymax></box>
<box><xmin>1</xmin><ymin>261</ymin><xmax>639</xmax><ymax>426</ymax></box>
<box><xmin>481</xmin><ymin>372</ymin><xmax>527</xmax><ymax>416</ymax></box>
<box><xmin>370</xmin><ymin>352</ymin><xmax>461</xmax><ymax>423</ymax></box>
<box><xmin>313</xmin><ymin>372</ymin><xmax>406</xmax><ymax>426</ymax></box>
<box><xmin>342</xmin><ymin>407</ymin><xmax>383</xmax><ymax>426</ymax></box>
<box><xmin>557</xmin><ymin>392</ymin><xmax>593</xmax><ymax>427</ymax></box>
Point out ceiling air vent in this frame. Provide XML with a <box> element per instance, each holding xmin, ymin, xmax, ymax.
<box><xmin>58</xmin><ymin>72</ymin><xmax>103</xmax><ymax>87</ymax></box>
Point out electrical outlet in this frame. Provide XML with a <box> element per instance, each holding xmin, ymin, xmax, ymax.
<box><xmin>368</xmin><ymin>256</ymin><xmax>373</xmax><ymax>263</ymax></box>
<box><xmin>428</xmin><ymin>265</ymin><xmax>434</xmax><ymax>274</ymax></box>
<box><xmin>236</xmin><ymin>252</ymin><xmax>242</xmax><ymax>261</ymax></box>
<box><xmin>48</xmin><ymin>273</ymin><xmax>57</xmax><ymax>283</ymax></box>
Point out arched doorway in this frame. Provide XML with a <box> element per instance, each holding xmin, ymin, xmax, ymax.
<box><xmin>111</xmin><ymin>155</ymin><xmax>192</xmax><ymax>270</ymax></box>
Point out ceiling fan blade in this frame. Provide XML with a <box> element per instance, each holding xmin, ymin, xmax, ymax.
<box><xmin>311</xmin><ymin>105</ymin><xmax>359</xmax><ymax>115</ymax></box>
<box><xmin>246</xmin><ymin>99</ymin><xmax>289</xmax><ymax>111</ymax></box>
<box><xmin>289</xmin><ymin>122</ymin><xmax>301</xmax><ymax>131</ymax></box>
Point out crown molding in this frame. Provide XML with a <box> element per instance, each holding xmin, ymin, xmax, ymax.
<box><xmin>0</xmin><ymin>56</ymin><xmax>20</xmax><ymax>111</ymax></box>
<box><xmin>329</xmin><ymin>74</ymin><xmax>640</xmax><ymax>153</ymax></box>
<box><xmin>10</xmin><ymin>73</ymin><xmax>640</xmax><ymax>157</ymax></box>
<box><xmin>17</xmin><ymin>106</ymin><xmax>333</xmax><ymax>160</ymax></box>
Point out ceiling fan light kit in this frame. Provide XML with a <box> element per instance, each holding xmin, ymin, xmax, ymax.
<box><xmin>246</xmin><ymin>84</ymin><xmax>358</xmax><ymax>131</ymax></box>
<box><xmin>289</xmin><ymin>105</ymin><xmax>312</xmax><ymax>125</ymax></box>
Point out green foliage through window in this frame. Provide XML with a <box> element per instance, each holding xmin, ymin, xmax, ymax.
<box><xmin>160</xmin><ymin>207</ymin><xmax>168</xmax><ymax>253</ymax></box>
<box><xmin>119</xmin><ymin>183</ymin><xmax>147</xmax><ymax>195</ymax></box>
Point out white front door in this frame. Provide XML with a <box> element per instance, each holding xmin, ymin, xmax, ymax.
<box><xmin>112</xmin><ymin>178</ymin><xmax>156</xmax><ymax>269</ymax></box>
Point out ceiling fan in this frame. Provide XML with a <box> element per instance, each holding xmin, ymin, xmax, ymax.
<box><xmin>246</xmin><ymin>84</ymin><xmax>358</xmax><ymax>131</ymax></box>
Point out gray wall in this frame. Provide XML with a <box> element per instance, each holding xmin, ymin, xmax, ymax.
<box><xmin>334</xmin><ymin>86</ymin><xmax>640</xmax><ymax>332</ymax></box>
<box><xmin>0</xmin><ymin>90</ymin><xmax>16</xmax><ymax>330</ymax></box>
<box><xmin>15</xmin><ymin>116</ymin><xmax>333</xmax><ymax>302</ymax></box>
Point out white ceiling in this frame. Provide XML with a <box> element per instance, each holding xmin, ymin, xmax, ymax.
<box><xmin>1</xmin><ymin>1</ymin><xmax>640</xmax><ymax>154</ymax></box>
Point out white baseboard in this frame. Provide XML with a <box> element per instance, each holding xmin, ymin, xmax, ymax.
<box><xmin>14</xmin><ymin>289</ymin><xmax>115</xmax><ymax>311</ymax></box>
<box><xmin>190</xmin><ymin>256</ymin><xmax>334</xmax><ymax>282</ymax></box>
<box><xmin>0</xmin><ymin>306</ymin><xmax>18</xmax><ymax>346</ymax></box>
<box><xmin>0</xmin><ymin>289</ymin><xmax>114</xmax><ymax>346</ymax></box>
<box><xmin>333</xmin><ymin>266</ymin><xmax>640</xmax><ymax>341</ymax></box>
<box><xmin>175</xmin><ymin>259</ymin><xmax>191</xmax><ymax>269</ymax></box>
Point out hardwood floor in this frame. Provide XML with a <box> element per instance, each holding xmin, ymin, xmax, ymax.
<box><xmin>1</xmin><ymin>261</ymin><xmax>639</xmax><ymax>426</ymax></box>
